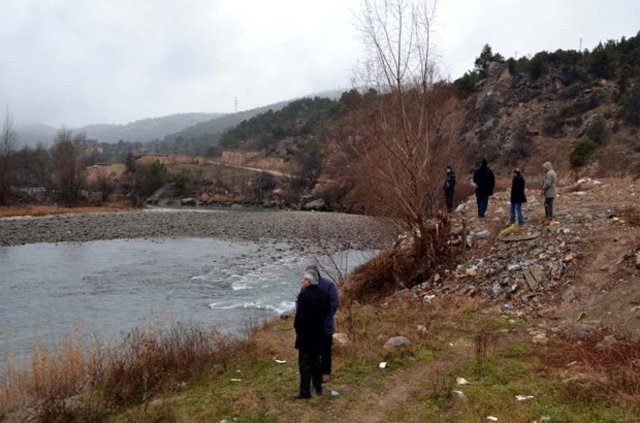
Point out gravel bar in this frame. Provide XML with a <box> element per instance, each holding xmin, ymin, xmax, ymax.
<box><xmin>0</xmin><ymin>209</ymin><xmax>394</xmax><ymax>251</ymax></box>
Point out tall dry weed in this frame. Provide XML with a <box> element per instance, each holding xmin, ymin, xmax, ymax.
<box><xmin>541</xmin><ymin>330</ymin><xmax>640</xmax><ymax>406</ymax></box>
<box><xmin>0</xmin><ymin>322</ymin><xmax>256</xmax><ymax>420</ymax></box>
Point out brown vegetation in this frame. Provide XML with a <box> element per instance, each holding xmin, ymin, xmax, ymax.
<box><xmin>341</xmin><ymin>218</ymin><xmax>456</xmax><ymax>304</ymax></box>
<box><xmin>540</xmin><ymin>329</ymin><xmax>640</xmax><ymax>406</ymax></box>
<box><xmin>0</xmin><ymin>203</ymin><xmax>133</xmax><ymax>218</ymax></box>
<box><xmin>0</xmin><ymin>323</ymin><xmax>257</xmax><ymax>421</ymax></box>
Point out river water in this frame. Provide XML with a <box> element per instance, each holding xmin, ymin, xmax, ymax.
<box><xmin>0</xmin><ymin>237</ymin><xmax>373</xmax><ymax>368</ymax></box>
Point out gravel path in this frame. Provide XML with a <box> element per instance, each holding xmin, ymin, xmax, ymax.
<box><xmin>0</xmin><ymin>208</ymin><xmax>395</xmax><ymax>251</ymax></box>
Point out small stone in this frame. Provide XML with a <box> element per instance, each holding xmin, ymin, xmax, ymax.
<box><xmin>383</xmin><ymin>336</ymin><xmax>411</xmax><ymax>350</ymax></box>
<box><xmin>532</xmin><ymin>333</ymin><xmax>548</xmax><ymax>344</ymax></box>
<box><xmin>333</xmin><ymin>333</ymin><xmax>349</xmax><ymax>346</ymax></box>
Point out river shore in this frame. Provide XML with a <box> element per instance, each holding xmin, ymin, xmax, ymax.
<box><xmin>0</xmin><ymin>208</ymin><xmax>394</xmax><ymax>251</ymax></box>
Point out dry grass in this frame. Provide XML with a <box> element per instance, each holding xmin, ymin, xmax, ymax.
<box><xmin>0</xmin><ymin>203</ymin><xmax>134</xmax><ymax>218</ymax></box>
<box><xmin>341</xmin><ymin>223</ymin><xmax>457</xmax><ymax>305</ymax></box>
<box><xmin>619</xmin><ymin>206</ymin><xmax>640</xmax><ymax>226</ymax></box>
<box><xmin>539</xmin><ymin>329</ymin><xmax>640</xmax><ymax>406</ymax></box>
<box><xmin>0</xmin><ymin>322</ymin><xmax>257</xmax><ymax>421</ymax></box>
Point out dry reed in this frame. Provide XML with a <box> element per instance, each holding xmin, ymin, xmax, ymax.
<box><xmin>0</xmin><ymin>322</ymin><xmax>256</xmax><ymax>421</ymax></box>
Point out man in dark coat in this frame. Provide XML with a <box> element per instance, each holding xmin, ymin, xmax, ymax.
<box><xmin>293</xmin><ymin>270</ymin><xmax>330</xmax><ymax>399</ymax></box>
<box><xmin>509</xmin><ymin>168</ymin><xmax>527</xmax><ymax>226</ymax></box>
<box><xmin>443</xmin><ymin>166</ymin><xmax>456</xmax><ymax>212</ymax></box>
<box><xmin>472</xmin><ymin>159</ymin><xmax>495</xmax><ymax>218</ymax></box>
<box><xmin>305</xmin><ymin>265</ymin><xmax>339</xmax><ymax>383</ymax></box>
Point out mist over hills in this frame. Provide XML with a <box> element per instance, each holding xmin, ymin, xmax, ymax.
<box><xmin>14</xmin><ymin>113</ymin><xmax>221</xmax><ymax>148</ymax></box>
<box><xmin>11</xmin><ymin>91</ymin><xmax>345</xmax><ymax>152</ymax></box>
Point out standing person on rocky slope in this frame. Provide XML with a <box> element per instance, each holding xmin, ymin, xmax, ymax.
<box><xmin>443</xmin><ymin>166</ymin><xmax>456</xmax><ymax>213</ymax></box>
<box><xmin>293</xmin><ymin>269</ymin><xmax>330</xmax><ymax>399</ymax></box>
<box><xmin>541</xmin><ymin>161</ymin><xmax>557</xmax><ymax>220</ymax></box>
<box><xmin>509</xmin><ymin>168</ymin><xmax>527</xmax><ymax>226</ymax></box>
<box><xmin>472</xmin><ymin>159</ymin><xmax>495</xmax><ymax>218</ymax></box>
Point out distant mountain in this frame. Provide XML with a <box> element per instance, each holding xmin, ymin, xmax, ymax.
<box><xmin>14</xmin><ymin>123</ymin><xmax>57</xmax><ymax>148</ymax></box>
<box><xmin>155</xmin><ymin>101</ymin><xmax>291</xmax><ymax>156</ymax></box>
<box><xmin>13</xmin><ymin>113</ymin><xmax>223</xmax><ymax>148</ymax></box>
<box><xmin>79</xmin><ymin>112</ymin><xmax>222</xmax><ymax>143</ymax></box>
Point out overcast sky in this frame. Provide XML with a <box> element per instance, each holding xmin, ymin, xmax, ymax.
<box><xmin>1</xmin><ymin>0</ymin><xmax>638</xmax><ymax>128</ymax></box>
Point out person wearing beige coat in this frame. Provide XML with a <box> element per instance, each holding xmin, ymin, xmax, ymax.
<box><xmin>541</xmin><ymin>161</ymin><xmax>557</xmax><ymax>219</ymax></box>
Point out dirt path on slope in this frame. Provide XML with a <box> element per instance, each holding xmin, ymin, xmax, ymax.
<box><xmin>336</xmin><ymin>340</ymin><xmax>474</xmax><ymax>423</ymax></box>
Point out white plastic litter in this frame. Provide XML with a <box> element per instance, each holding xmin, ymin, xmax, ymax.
<box><xmin>274</xmin><ymin>359</ymin><xmax>287</xmax><ymax>364</ymax></box>
<box><xmin>378</xmin><ymin>361</ymin><xmax>387</xmax><ymax>369</ymax></box>
<box><xmin>487</xmin><ymin>416</ymin><xmax>498</xmax><ymax>422</ymax></box>
<box><xmin>456</xmin><ymin>377</ymin><xmax>470</xmax><ymax>385</ymax></box>
<box><xmin>453</xmin><ymin>390</ymin><xmax>466</xmax><ymax>399</ymax></box>
<box><xmin>515</xmin><ymin>394</ymin><xmax>534</xmax><ymax>401</ymax></box>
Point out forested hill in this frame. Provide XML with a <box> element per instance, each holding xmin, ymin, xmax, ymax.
<box><xmin>206</xmin><ymin>31</ymin><xmax>640</xmax><ymax>182</ymax></box>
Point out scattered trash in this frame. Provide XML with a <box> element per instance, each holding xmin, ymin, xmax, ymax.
<box><xmin>378</xmin><ymin>361</ymin><xmax>387</xmax><ymax>369</ymax></box>
<box><xmin>456</xmin><ymin>377</ymin><xmax>470</xmax><ymax>385</ymax></box>
<box><xmin>453</xmin><ymin>390</ymin><xmax>466</xmax><ymax>399</ymax></box>
<box><xmin>515</xmin><ymin>394</ymin><xmax>534</xmax><ymax>401</ymax></box>
<box><xmin>274</xmin><ymin>358</ymin><xmax>287</xmax><ymax>364</ymax></box>
<box><xmin>576</xmin><ymin>311</ymin><xmax>586</xmax><ymax>322</ymax></box>
<box><xmin>230</xmin><ymin>378</ymin><xmax>242</xmax><ymax>382</ymax></box>
<box><xmin>423</xmin><ymin>294</ymin><xmax>436</xmax><ymax>302</ymax></box>
<box><xmin>499</xmin><ymin>224</ymin><xmax>516</xmax><ymax>237</ymax></box>
<box><xmin>487</xmin><ymin>416</ymin><xmax>499</xmax><ymax>422</ymax></box>
<box><xmin>476</xmin><ymin>229</ymin><xmax>491</xmax><ymax>239</ymax></box>
<box><xmin>330</xmin><ymin>390</ymin><xmax>340</xmax><ymax>397</ymax></box>
<box><xmin>566</xmin><ymin>361</ymin><xmax>578</xmax><ymax>367</ymax></box>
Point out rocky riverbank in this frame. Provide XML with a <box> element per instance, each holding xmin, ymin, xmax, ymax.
<box><xmin>0</xmin><ymin>208</ymin><xmax>395</xmax><ymax>252</ymax></box>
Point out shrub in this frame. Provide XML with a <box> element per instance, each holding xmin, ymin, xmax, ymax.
<box><xmin>622</xmin><ymin>85</ymin><xmax>640</xmax><ymax>125</ymax></box>
<box><xmin>453</xmin><ymin>70</ymin><xmax>483</xmax><ymax>97</ymax></box>
<box><xmin>144</xmin><ymin>161</ymin><xmax>169</xmax><ymax>196</ymax></box>
<box><xmin>570</xmin><ymin>137</ymin><xmax>597</xmax><ymax>168</ymax></box>
<box><xmin>585</xmin><ymin>115</ymin><xmax>608</xmax><ymax>144</ymax></box>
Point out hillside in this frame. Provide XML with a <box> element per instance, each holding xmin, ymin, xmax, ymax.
<box><xmin>79</xmin><ymin>112</ymin><xmax>221</xmax><ymax>144</ymax></box>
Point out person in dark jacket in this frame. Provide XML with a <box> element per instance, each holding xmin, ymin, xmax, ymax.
<box><xmin>472</xmin><ymin>159</ymin><xmax>495</xmax><ymax>218</ymax></box>
<box><xmin>293</xmin><ymin>270</ymin><xmax>330</xmax><ymax>399</ymax></box>
<box><xmin>305</xmin><ymin>265</ymin><xmax>339</xmax><ymax>382</ymax></box>
<box><xmin>509</xmin><ymin>168</ymin><xmax>527</xmax><ymax>226</ymax></box>
<box><xmin>443</xmin><ymin>166</ymin><xmax>456</xmax><ymax>212</ymax></box>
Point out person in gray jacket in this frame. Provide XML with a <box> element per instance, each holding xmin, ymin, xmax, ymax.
<box><xmin>541</xmin><ymin>161</ymin><xmax>557</xmax><ymax>219</ymax></box>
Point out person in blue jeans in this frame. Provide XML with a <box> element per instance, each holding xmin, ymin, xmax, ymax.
<box><xmin>473</xmin><ymin>159</ymin><xmax>495</xmax><ymax>218</ymax></box>
<box><xmin>509</xmin><ymin>168</ymin><xmax>527</xmax><ymax>226</ymax></box>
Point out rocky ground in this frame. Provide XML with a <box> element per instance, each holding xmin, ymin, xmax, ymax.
<box><xmin>401</xmin><ymin>177</ymin><xmax>640</xmax><ymax>340</ymax></box>
<box><xmin>0</xmin><ymin>207</ymin><xmax>394</xmax><ymax>253</ymax></box>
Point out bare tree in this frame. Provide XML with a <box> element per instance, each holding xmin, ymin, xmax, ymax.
<box><xmin>342</xmin><ymin>0</ymin><xmax>463</xmax><ymax>283</ymax></box>
<box><xmin>0</xmin><ymin>109</ymin><xmax>17</xmax><ymax>204</ymax></box>
<box><xmin>51</xmin><ymin>129</ymin><xmax>87</xmax><ymax>205</ymax></box>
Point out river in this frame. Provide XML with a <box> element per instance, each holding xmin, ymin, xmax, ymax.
<box><xmin>0</xmin><ymin>237</ymin><xmax>373</xmax><ymax>368</ymax></box>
